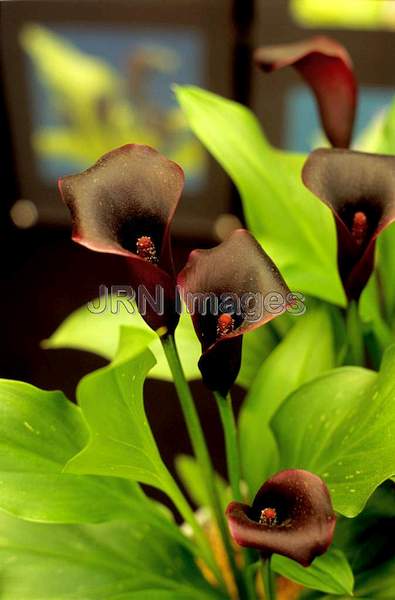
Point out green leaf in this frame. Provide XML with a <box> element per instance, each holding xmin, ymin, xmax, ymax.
<box><xmin>44</xmin><ymin>298</ymin><xmax>277</xmax><ymax>387</ymax></box>
<box><xmin>43</xmin><ymin>300</ymin><xmax>201</xmax><ymax>380</ymax></box>
<box><xmin>357</xmin><ymin>96</ymin><xmax>395</xmax><ymax>337</ymax></box>
<box><xmin>272</xmin><ymin>548</ymin><xmax>354</xmax><ymax>596</ymax></box>
<box><xmin>237</xmin><ymin>324</ymin><xmax>278</xmax><ymax>388</ymax></box>
<box><xmin>175</xmin><ymin>454</ymin><xmax>231</xmax><ymax>511</ymax></box>
<box><xmin>367</xmin><ymin>223</ymin><xmax>395</xmax><ymax>340</ymax></box>
<box><xmin>359</xmin><ymin>273</ymin><xmax>392</xmax><ymax>345</ymax></box>
<box><xmin>359</xmin><ymin>273</ymin><xmax>393</xmax><ymax>371</ymax></box>
<box><xmin>272</xmin><ymin>344</ymin><xmax>395</xmax><ymax>516</ymax></box>
<box><xmin>359</xmin><ymin>230</ymin><xmax>395</xmax><ymax>361</ymax></box>
<box><xmin>65</xmin><ymin>331</ymin><xmax>175</xmax><ymax>496</ymax></box>
<box><xmin>175</xmin><ymin>85</ymin><xmax>345</xmax><ymax>306</ymax></box>
<box><xmin>0</xmin><ymin>504</ymin><xmax>225</xmax><ymax>599</ymax></box>
<box><xmin>239</xmin><ymin>307</ymin><xmax>335</xmax><ymax>497</ymax></box>
<box><xmin>0</xmin><ymin>379</ymin><xmax>142</xmax><ymax>523</ymax></box>
<box><xmin>334</xmin><ymin>483</ymin><xmax>395</xmax><ymax>577</ymax></box>
<box><xmin>60</xmin><ymin>330</ymin><xmax>222</xmax><ymax>579</ymax></box>
<box><xmin>376</xmin><ymin>222</ymin><xmax>395</xmax><ymax>322</ymax></box>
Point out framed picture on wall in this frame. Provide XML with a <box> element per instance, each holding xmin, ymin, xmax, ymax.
<box><xmin>1</xmin><ymin>0</ymin><xmax>236</xmax><ymax>238</ymax></box>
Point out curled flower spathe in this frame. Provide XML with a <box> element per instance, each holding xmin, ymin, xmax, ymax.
<box><xmin>302</xmin><ymin>148</ymin><xmax>395</xmax><ymax>301</ymax></box>
<box><xmin>59</xmin><ymin>144</ymin><xmax>184</xmax><ymax>334</ymax></box>
<box><xmin>254</xmin><ymin>36</ymin><xmax>357</xmax><ymax>149</ymax></box>
<box><xmin>177</xmin><ymin>229</ymin><xmax>291</xmax><ymax>396</ymax></box>
<box><xmin>226</xmin><ymin>469</ymin><xmax>336</xmax><ymax>567</ymax></box>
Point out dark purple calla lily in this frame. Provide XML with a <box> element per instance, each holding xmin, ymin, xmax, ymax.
<box><xmin>302</xmin><ymin>148</ymin><xmax>395</xmax><ymax>301</ymax></box>
<box><xmin>226</xmin><ymin>469</ymin><xmax>336</xmax><ymax>567</ymax></box>
<box><xmin>177</xmin><ymin>229</ymin><xmax>290</xmax><ymax>395</ymax></box>
<box><xmin>254</xmin><ymin>36</ymin><xmax>357</xmax><ymax>148</ymax></box>
<box><xmin>59</xmin><ymin>144</ymin><xmax>184</xmax><ymax>334</ymax></box>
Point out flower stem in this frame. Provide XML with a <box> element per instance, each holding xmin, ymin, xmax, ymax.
<box><xmin>165</xmin><ymin>475</ymin><xmax>224</xmax><ymax>585</ymax></box>
<box><xmin>161</xmin><ymin>335</ymin><xmax>247</xmax><ymax>598</ymax></box>
<box><xmin>261</xmin><ymin>558</ymin><xmax>276</xmax><ymax>600</ymax></box>
<box><xmin>214</xmin><ymin>391</ymin><xmax>257</xmax><ymax>598</ymax></box>
<box><xmin>245</xmin><ymin>561</ymin><xmax>259</xmax><ymax>600</ymax></box>
<box><xmin>214</xmin><ymin>391</ymin><xmax>242</xmax><ymax>502</ymax></box>
<box><xmin>345</xmin><ymin>300</ymin><xmax>364</xmax><ymax>365</ymax></box>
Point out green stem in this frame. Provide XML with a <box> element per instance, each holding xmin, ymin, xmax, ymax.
<box><xmin>162</xmin><ymin>335</ymin><xmax>247</xmax><ymax>597</ymax></box>
<box><xmin>214</xmin><ymin>391</ymin><xmax>257</xmax><ymax>598</ymax></box>
<box><xmin>166</xmin><ymin>476</ymin><xmax>223</xmax><ymax>584</ymax></box>
<box><xmin>261</xmin><ymin>558</ymin><xmax>276</xmax><ymax>600</ymax></box>
<box><xmin>214</xmin><ymin>391</ymin><xmax>242</xmax><ymax>502</ymax></box>
<box><xmin>345</xmin><ymin>300</ymin><xmax>364</xmax><ymax>365</ymax></box>
<box><xmin>245</xmin><ymin>561</ymin><xmax>260</xmax><ymax>600</ymax></box>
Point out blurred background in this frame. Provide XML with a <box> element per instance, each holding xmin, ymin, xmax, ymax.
<box><xmin>1</xmin><ymin>0</ymin><xmax>395</xmax><ymax>483</ymax></box>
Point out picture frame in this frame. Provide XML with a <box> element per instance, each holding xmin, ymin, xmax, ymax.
<box><xmin>1</xmin><ymin>0</ymin><xmax>235</xmax><ymax>238</ymax></box>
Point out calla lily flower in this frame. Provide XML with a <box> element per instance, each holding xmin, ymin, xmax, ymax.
<box><xmin>177</xmin><ymin>229</ymin><xmax>290</xmax><ymax>395</ymax></box>
<box><xmin>254</xmin><ymin>36</ymin><xmax>357</xmax><ymax>148</ymax></box>
<box><xmin>302</xmin><ymin>148</ymin><xmax>395</xmax><ymax>301</ymax></box>
<box><xmin>59</xmin><ymin>144</ymin><xmax>184</xmax><ymax>334</ymax></box>
<box><xmin>226</xmin><ymin>469</ymin><xmax>336</xmax><ymax>567</ymax></box>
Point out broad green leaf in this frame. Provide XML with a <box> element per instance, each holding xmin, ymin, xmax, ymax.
<box><xmin>43</xmin><ymin>300</ymin><xmax>200</xmax><ymax>380</ymax></box>
<box><xmin>357</xmin><ymin>96</ymin><xmax>395</xmax><ymax>338</ymax></box>
<box><xmin>44</xmin><ymin>298</ymin><xmax>277</xmax><ymax>387</ymax></box>
<box><xmin>43</xmin><ymin>300</ymin><xmax>153</xmax><ymax>360</ymax></box>
<box><xmin>268</xmin><ymin>308</ymin><xmax>295</xmax><ymax>338</ymax></box>
<box><xmin>65</xmin><ymin>332</ymin><xmax>176</xmax><ymax>496</ymax></box>
<box><xmin>175</xmin><ymin>454</ymin><xmax>231</xmax><ymax>511</ymax></box>
<box><xmin>0</xmin><ymin>379</ymin><xmax>142</xmax><ymax>523</ymax></box>
<box><xmin>359</xmin><ymin>273</ymin><xmax>393</xmax><ymax>370</ymax></box>
<box><xmin>175</xmin><ymin>85</ymin><xmax>345</xmax><ymax>306</ymax></box>
<box><xmin>273</xmin><ymin>344</ymin><xmax>395</xmax><ymax>516</ymax></box>
<box><xmin>63</xmin><ymin>331</ymin><xmax>228</xmax><ymax>579</ymax></box>
<box><xmin>376</xmin><ymin>222</ymin><xmax>395</xmax><ymax>322</ymax></box>
<box><xmin>359</xmin><ymin>272</ymin><xmax>392</xmax><ymax>345</ymax></box>
<box><xmin>334</xmin><ymin>483</ymin><xmax>395</xmax><ymax>576</ymax></box>
<box><xmin>239</xmin><ymin>307</ymin><xmax>335</xmax><ymax>497</ymax></box>
<box><xmin>359</xmin><ymin>230</ymin><xmax>395</xmax><ymax>362</ymax></box>
<box><xmin>237</xmin><ymin>324</ymin><xmax>278</xmax><ymax>388</ymax></box>
<box><xmin>0</xmin><ymin>506</ymin><xmax>224</xmax><ymax>599</ymax></box>
<box><xmin>272</xmin><ymin>548</ymin><xmax>354</xmax><ymax>596</ymax></box>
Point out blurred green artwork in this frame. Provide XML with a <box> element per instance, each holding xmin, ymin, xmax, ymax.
<box><xmin>20</xmin><ymin>24</ymin><xmax>206</xmax><ymax>188</ymax></box>
<box><xmin>290</xmin><ymin>0</ymin><xmax>395</xmax><ymax>31</ymax></box>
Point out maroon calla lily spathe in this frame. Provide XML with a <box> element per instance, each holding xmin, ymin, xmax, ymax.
<box><xmin>302</xmin><ymin>148</ymin><xmax>395</xmax><ymax>301</ymax></box>
<box><xmin>254</xmin><ymin>36</ymin><xmax>357</xmax><ymax>148</ymax></box>
<box><xmin>177</xmin><ymin>229</ymin><xmax>290</xmax><ymax>395</ymax></box>
<box><xmin>226</xmin><ymin>470</ymin><xmax>336</xmax><ymax>567</ymax></box>
<box><xmin>59</xmin><ymin>144</ymin><xmax>184</xmax><ymax>334</ymax></box>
